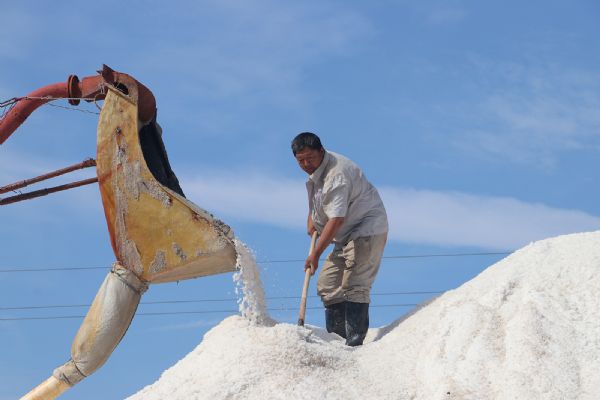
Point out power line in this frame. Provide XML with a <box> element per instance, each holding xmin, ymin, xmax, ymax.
<box><xmin>0</xmin><ymin>303</ymin><xmax>419</xmax><ymax>321</ymax></box>
<box><xmin>0</xmin><ymin>251</ymin><xmax>510</xmax><ymax>273</ymax></box>
<box><xmin>0</xmin><ymin>96</ymin><xmax>102</xmax><ymax>115</ymax></box>
<box><xmin>0</xmin><ymin>291</ymin><xmax>443</xmax><ymax>311</ymax></box>
<box><xmin>382</xmin><ymin>252</ymin><xmax>509</xmax><ymax>259</ymax></box>
<box><xmin>44</xmin><ymin>102</ymin><xmax>100</xmax><ymax>115</ymax></box>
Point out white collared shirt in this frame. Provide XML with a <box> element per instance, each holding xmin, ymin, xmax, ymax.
<box><xmin>306</xmin><ymin>151</ymin><xmax>388</xmax><ymax>244</ymax></box>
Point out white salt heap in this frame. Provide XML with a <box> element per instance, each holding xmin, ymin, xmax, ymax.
<box><xmin>127</xmin><ymin>231</ymin><xmax>600</xmax><ymax>400</ymax></box>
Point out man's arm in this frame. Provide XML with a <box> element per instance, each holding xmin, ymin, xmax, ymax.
<box><xmin>305</xmin><ymin>216</ymin><xmax>345</xmax><ymax>275</ymax></box>
<box><xmin>307</xmin><ymin>213</ymin><xmax>316</xmax><ymax>236</ymax></box>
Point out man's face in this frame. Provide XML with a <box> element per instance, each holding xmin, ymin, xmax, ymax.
<box><xmin>295</xmin><ymin>147</ymin><xmax>325</xmax><ymax>175</ymax></box>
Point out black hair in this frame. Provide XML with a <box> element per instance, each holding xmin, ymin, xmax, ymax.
<box><xmin>291</xmin><ymin>132</ymin><xmax>323</xmax><ymax>155</ymax></box>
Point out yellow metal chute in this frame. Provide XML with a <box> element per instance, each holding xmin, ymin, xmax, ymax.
<box><xmin>97</xmin><ymin>85</ymin><xmax>237</xmax><ymax>283</ymax></box>
<box><xmin>20</xmin><ymin>75</ymin><xmax>237</xmax><ymax>400</ymax></box>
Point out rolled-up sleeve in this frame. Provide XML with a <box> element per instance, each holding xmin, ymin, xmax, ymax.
<box><xmin>322</xmin><ymin>175</ymin><xmax>350</xmax><ymax>218</ymax></box>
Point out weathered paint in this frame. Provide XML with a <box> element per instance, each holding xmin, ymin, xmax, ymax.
<box><xmin>96</xmin><ymin>84</ymin><xmax>237</xmax><ymax>283</ymax></box>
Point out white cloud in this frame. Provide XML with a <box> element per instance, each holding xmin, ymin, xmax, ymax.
<box><xmin>0</xmin><ymin>1</ymin><xmax>371</xmax><ymax>111</ymax></box>
<box><xmin>405</xmin><ymin>0</ymin><xmax>466</xmax><ymax>25</ymax></box>
<box><xmin>3</xmin><ymin>147</ymin><xmax>597</xmax><ymax>252</ymax></box>
<box><xmin>427</xmin><ymin>6</ymin><xmax>466</xmax><ymax>24</ymax></box>
<box><xmin>146</xmin><ymin>1</ymin><xmax>372</xmax><ymax>107</ymax></box>
<box><xmin>380</xmin><ymin>187</ymin><xmax>600</xmax><ymax>250</ymax></box>
<box><xmin>181</xmin><ymin>171</ymin><xmax>600</xmax><ymax>251</ymax></box>
<box><xmin>0</xmin><ymin>5</ymin><xmax>41</xmax><ymax>100</ymax></box>
<box><xmin>454</xmin><ymin>64</ymin><xmax>600</xmax><ymax>168</ymax></box>
<box><xmin>0</xmin><ymin>6</ymin><xmax>38</xmax><ymax>60</ymax></box>
<box><xmin>0</xmin><ymin>149</ymin><xmax>57</xmax><ymax>184</ymax></box>
<box><xmin>183</xmin><ymin>171</ymin><xmax>306</xmax><ymax>230</ymax></box>
<box><xmin>0</xmin><ymin>1</ymin><xmax>373</xmax><ymax>143</ymax></box>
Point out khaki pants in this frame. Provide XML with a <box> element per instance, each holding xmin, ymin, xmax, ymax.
<box><xmin>317</xmin><ymin>233</ymin><xmax>387</xmax><ymax>306</ymax></box>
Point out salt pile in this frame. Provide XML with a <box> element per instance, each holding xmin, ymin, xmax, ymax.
<box><xmin>127</xmin><ymin>231</ymin><xmax>600</xmax><ymax>400</ymax></box>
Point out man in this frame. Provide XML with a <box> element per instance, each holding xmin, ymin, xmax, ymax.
<box><xmin>292</xmin><ymin>132</ymin><xmax>388</xmax><ymax>346</ymax></box>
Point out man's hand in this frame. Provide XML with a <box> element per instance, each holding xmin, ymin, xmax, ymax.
<box><xmin>305</xmin><ymin>251</ymin><xmax>319</xmax><ymax>276</ymax></box>
<box><xmin>303</xmin><ymin>217</ymin><xmax>344</xmax><ymax>275</ymax></box>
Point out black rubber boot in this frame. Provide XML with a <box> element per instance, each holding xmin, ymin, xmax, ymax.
<box><xmin>325</xmin><ymin>302</ymin><xmax>347</xmax><ymax>338</ymax></box>
<box><xmin>345</xmin><ymin>301</ymin><xmax>369</xmax><ymax>347</ymax></box>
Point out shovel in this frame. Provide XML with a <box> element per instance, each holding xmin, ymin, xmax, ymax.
<box><xmin>298</xmin><ymin>231</ymin><xmax>319</xmax><ymax>326</ymax></box>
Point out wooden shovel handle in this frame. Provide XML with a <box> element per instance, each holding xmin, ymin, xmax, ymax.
<box><xmin>298</xmin><ymin>231</ymin><xmax>318</xmax><ymax>326</ymax></box>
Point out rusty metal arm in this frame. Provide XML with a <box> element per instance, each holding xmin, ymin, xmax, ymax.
<box><xmin>0</xmin><ymin>158</ymin><xmax>98</xmax><ymax>205</ymax></box>
<box><xmin>0</xmin><ymin>177</ymin><xmax>98</xmax><ymax>205</ymax></box>
<box><xmin>0</xmin><ymin>65</ymin><xmax>156</xmax><ymax>145</ymax></box>
<box><xmin>0</xmin><ymin>158</ymin><xmax>96</xmax><ymax>195</ymax></box>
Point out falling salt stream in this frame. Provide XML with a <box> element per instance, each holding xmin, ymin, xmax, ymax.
<box><xmin>232</xmin><ymin>239</ymin><xmax>271</xmax><ymax>326</ymax></box>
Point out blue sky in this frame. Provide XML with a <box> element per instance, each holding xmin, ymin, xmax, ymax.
<box><xmin>1</xmin><ymin>1</ymin><xmax>599</xmax><ymax>399</ymax></box>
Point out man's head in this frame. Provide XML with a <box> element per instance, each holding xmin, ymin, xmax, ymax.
<box><xmin>292</xmin><ymin>132</ymin><xmax>325</xmax><ymax>175</ymax></box>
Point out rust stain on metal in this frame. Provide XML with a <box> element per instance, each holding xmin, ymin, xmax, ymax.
<box><xmin>172</xmin><ymin>243</ymin><xmax>187</xmax><ymax>261</ymax></box>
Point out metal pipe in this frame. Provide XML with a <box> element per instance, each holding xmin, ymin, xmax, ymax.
<box><xmin>0</xmin><ymin>177</ymin><xmax>98</xmax><ymax>206</ymax></box>
<box><xmin>0</xmin><ymin>65</ymin><xmax>156</xmax><ymax>145</ymax></box>
<box><xmin>0</xmin><ymin>84</ymin><xmax>69</xmax><ymax>144</ymax></box>
<box><xmin>0</xmin><ymin>159</ymin><xmax>96</xmax><ymax>195</ymax></box>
